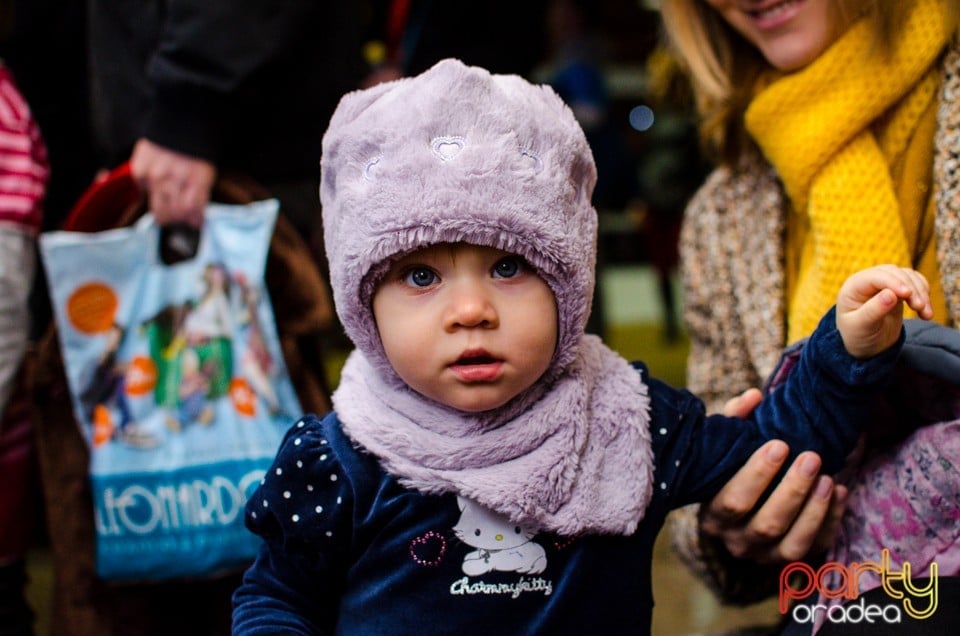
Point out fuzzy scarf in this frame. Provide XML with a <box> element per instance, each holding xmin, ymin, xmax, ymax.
<box><xmin>746</xmin><ymin>0</ymin><xmax>951</xmax><ymax>342</ymax></box>
<box><xmin>332</xmin><ymin>334</ymin><xmax>654</xmax><ymax>536</ymax></box>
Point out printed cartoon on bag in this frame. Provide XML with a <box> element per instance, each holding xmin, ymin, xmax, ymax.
<box><xmin>69</xmin><ymin>261</ymin><xmax>287</xmax><ymax>449</ymax></box>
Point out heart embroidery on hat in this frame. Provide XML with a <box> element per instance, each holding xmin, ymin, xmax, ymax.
<box><xmin>432</xmin><ymin>136</ymin><xmax>465</xmax><ymax>161</ymax></box>
<box><xmin>519</xmin><ymin>148</ymin><xmax>544</xmax><ymax>174</ymax></box>
<box><xmin>363</xmin><ymin>154</ymin><xmax>383</xmax><ymax>181</ymax></box>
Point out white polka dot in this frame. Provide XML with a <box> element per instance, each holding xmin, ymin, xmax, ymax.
<box><xmin>296</xmin><ymin>460</ymin><xmax>303</xmax><ymax>468</ymax></box>
<box><xmin>292</xmin><ymin>514</ymin><xmax>300</xmax><ymax>523</ymax></box>
<box><xmin>307</xmin><ymin>484</ymin><xmax>314</xmax><ymax>492</ymax></box>
<box><xmin>275</xmin><ymin>468</ymin><xmax>283</xmax><ymax>476</ymax></box>
<box><xmin>294</xmin><ymin>438</ymin><xmax>302</xmax><ymax>446</ymax></box>
<box><xmin>325</xmin><ymin>531</ymin><xmax>332</xmax><ymax>537</ymax></box>
<box><xmin>315</xmin><ymin>505</ymin><xmax>323</xmax><ymax>514</ymax></box>
<box><xmin>297</xmin><ymin>421</ymin><xmax>305</xmax><ymax>428</ymax></box>
<box><xmin>659</xmin><ymin>427</ymin><xmax>667</xmax><ymax>435</ymax></box>
<box><xmin>260</xmin><ymin>478</ymin><xmax>266</xmax><ymax>485</ymax></box>
<box><xmin>262</xmin><ymin>500</ymin><xmax>269</xmax><ymax>508</ymax></box>
<box><xmin>330</xmin><ymin>474</ymin><xmax>338</xmax><ymax>482</ymax></box>
<box><xmin>336</xmin><ymin>496</ymin><xmax>342</xmax><ymax>504</ymax></box>
<box><xmin>251</xmin><ymin>512</ymin><xmax>258</xmax><ymax>519</ymax></box>
<box><xmin>283</xmin><ymin>491</ymin><xmax>291</xmax><ymax>499</ymax></box>
<box><xmin>320</xmin><ymin>454</ymin><xmax>328</xmax><ymax>461</ymax></box>
<box><xmin>321</xmin><ymin>439</ymin><xmax>328</xmax><ymax>445</ymax></box>
<box><xmin>660</xmin><ymin>482</ymin><xmax>667</xmax><ymax>490</ymax></box>
<box><xmin>675</xmin><ymin>460</ymin><xmax>680</xmax><ymax>467</ymax></box>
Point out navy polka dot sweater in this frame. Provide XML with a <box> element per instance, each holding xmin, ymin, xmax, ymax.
<box><xmin>233</xmin><ymin>308</ymin><xmax>902</xmax><ymax>634</ymax></box>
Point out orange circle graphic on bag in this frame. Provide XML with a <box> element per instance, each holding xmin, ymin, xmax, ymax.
<box><xmin>229</xmin><ymin>378</ymin><xmax>257</xmax><ymax>417</ymax></box>
<box><xmin>93</xmin><ymin>404</ymin><xmax>114</xmax><ymax>447</ymax></box>
<box><xmin>125</xmin><ymin>356</ymin><xmax>158</xmax><ymax>396</ymax></box>
<box><xmin>66</xmin><ymin>282</ymin><xmax>118</xmax><ymax>334</ymax></box>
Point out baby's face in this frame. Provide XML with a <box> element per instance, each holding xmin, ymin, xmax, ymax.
<box><xmin>372</xmin><ymin>243</ymin><xmax>557</xmax><ymax>412</ymax></box>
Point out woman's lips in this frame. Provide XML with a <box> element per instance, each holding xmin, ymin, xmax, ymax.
<box><xmin>450</xmin><ymin>350</ymin><xmax>502</xmax><ymax>381</ymax></box>
<box><xmin>749</xmin><ymin>0</ymin><xmax>803</xmax><ymax>30</ymax></box>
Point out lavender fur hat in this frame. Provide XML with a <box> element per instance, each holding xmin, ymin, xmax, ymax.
<box><xmin>321</xmin><ymin>58</ymin><xmax>598</xmax><ymax>381</ymax></box>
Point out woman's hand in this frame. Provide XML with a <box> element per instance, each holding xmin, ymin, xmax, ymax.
<box><xmin>698</xmin><ymin>389</ymin><xmax>848</xmax><ymax>563</ymax></box>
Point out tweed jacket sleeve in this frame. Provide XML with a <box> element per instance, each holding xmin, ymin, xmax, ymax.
<box><xmin>933</xmin><ymin>46</ymin><xmax>960</xmax><ymax>326</ymax></box>
<box><xmin>679</xmin><ymin>153</ymin><xmax>787</xmax><ymax>413</ymax></box>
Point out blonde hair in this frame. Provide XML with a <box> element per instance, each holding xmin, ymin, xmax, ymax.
<box><xmin>658</xmin><ymin>0</ymin><xmax>960</xmax><ymax>163</ymax></box>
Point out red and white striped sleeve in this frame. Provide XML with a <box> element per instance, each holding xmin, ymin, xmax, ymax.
<box><xmin>0</xmin><ymin>63</ymin><xmax>48</xmax><ymax>416</ymax></box>
<box><xmin>0</xmin><ymin>63</ymin><xmax>48</xmax><ymax>233</ymax></box>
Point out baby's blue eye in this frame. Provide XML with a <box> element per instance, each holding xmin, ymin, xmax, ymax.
<box><xmin>493</xmin><ymin>257</ymin><xmax>522</xmax><ymax>278</ymax></box>
<box><xmin>404</xmin><ymin>267</ymin><xmax>437</xmax><ymax>287</ymax></box>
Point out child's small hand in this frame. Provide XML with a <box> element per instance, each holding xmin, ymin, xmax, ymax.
<box><xmin>836</xmin><ymin>265</ymin><xmax>932</xmax><ymax>359</ymax></box>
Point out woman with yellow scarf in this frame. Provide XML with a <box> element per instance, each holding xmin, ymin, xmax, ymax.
<box><xmin>659</xmin><ymin>0</ymin><xmax>960</xmax><ymax>631</ymax></box>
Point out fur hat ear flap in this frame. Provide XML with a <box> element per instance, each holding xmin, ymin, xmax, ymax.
<box><xmin>321</xmin><ymin>58</ymin><xmax>598</xmax><ymax>383</ymax></box>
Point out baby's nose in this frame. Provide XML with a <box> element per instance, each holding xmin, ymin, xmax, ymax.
<box><xmin>445</xmin><ymin>282</ymin><xmax>498</xmax><ymax>329</ymax></box>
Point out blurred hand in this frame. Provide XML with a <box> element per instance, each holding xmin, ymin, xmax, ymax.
<box><xmin>130</xmin><ymin>138</ymin><xmax>217</xmax><ymax>228</ymax></box>
<box><xmin>697</xmin><ymin>389</ymin><xmax>848</xmax><ymax>563</ymax></box>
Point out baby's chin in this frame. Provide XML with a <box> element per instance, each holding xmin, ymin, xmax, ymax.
<box><xmin>432</xmin><ymin>392</ymin><xmax>517</xmax><ymax>414</ymax></box>
<box><xmin>417</xmin><ymin>384</ymin><xmax>529</xmax><ymax>415</ymax></box>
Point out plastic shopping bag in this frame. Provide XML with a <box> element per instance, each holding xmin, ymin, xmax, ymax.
<box><xmin>38</xmin><ymin>200</ymin><xmax>300</xmax><ymax>581</ymax></box>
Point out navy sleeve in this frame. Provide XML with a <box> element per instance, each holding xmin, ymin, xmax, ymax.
<box><xmin>233</xmin><ymin>413</ymin><xmax>354</xmax><ymax>635</ymax></box>
<box><xmin>649</xmin><ymin>306</ymin><xmax>903</xmax><ymax>508</ymax></box>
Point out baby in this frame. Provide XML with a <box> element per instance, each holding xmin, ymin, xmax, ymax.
<box><xmin>232</xmin><ymin>59</ymin><xmax>932</xmax><ymax>635</ymax></box>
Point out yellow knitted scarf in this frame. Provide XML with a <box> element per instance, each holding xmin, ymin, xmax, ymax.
<box><xmin>746</xmin><ymin>0</ymin><xmax>951</xmax><ymax>342</ymax></box>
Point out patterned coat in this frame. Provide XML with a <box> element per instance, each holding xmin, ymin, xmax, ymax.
<box><xmin>670</xmin><ymin>44</ymin><xmax>960</xmax><ymax>603</ymax></box>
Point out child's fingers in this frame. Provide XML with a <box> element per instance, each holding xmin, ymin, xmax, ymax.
<box><xmin>899</xmin><ymin>269</ymin><xmax>933</xmax><ymax>319</ymax></box>
<box><xmin>881</xmin><ymin>267</ymin><xmax>932</xmax><ymax>318</ymax></box>
<box><xmin>856</xmin><ymin>266</ymin><xmax>931</xmax><ymax>317</ymax></box>
<box><xmin>856</xmin><ymin>286</ymin><xmax>902</xmax><ymax>324</ymax></box>
<box><xmin>901</xmin><ymin>268</ymin><xmax>930</xmax><ymax>293</ymax></box>
<box><xmin>877</xmin><ymin>265</ymin><xmax>925</xmax><ymax>296</ymax></box>
<box><xmin>841</xmin><ymin>264</ymin><xmax>900</xmax><ymax>302</ymax></box>
<box><xmin>838</xmin><ymin>265</ymin><xmax>933</xmax><ymax>322</ymax></box>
